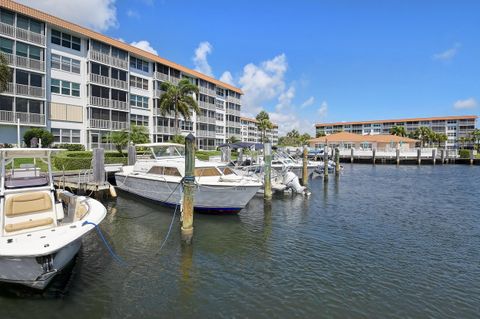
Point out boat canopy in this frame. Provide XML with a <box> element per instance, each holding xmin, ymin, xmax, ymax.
<box><xmin>0</xmin><ymin>148</ymin><xmax>65</xmax><ymax>159</ymax></box>
<box><xmin>218</xmin><ymin>142</ymin><xmax>264</xmax><ymax>150</ymax></box>
<box><xmin>136</xmin><ymin>143</ymin><xmax>185</xmax><ymax>148</ymax></box>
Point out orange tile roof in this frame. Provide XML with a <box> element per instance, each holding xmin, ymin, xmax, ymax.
<box><xmin>315</xmin><ymin>115</ymin><xmax>478</xmax><ymax>127</ymax></box>
<box><xmin>1</xmin><ymin>0</ymin><xmax>242</xmax><ymax>94</ymax></box>
<box><xmin>308</xmin><ymin>131</ymin><xmax>418</xmax><ymax>143</ymax></box>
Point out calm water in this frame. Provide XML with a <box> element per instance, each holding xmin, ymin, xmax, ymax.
<box><xmin>1</xmin><ymin>165</ymin><xmax>480</xmax><ymax>318</ymax></box>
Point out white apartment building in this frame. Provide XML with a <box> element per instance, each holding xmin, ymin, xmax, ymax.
<box><xmin>0</xmin><ymin>1</ymin><xmax>242</xmax><ymax>150</ymax></box>
<box><xmin>240</xmin><ymin>117</ymin><xmax>279</xmax><ymax>145</ymax></box>
<box><xmin>315</xmin><ymin>115</ymin><xmax>478</xmax><ymax>149</ymax></box>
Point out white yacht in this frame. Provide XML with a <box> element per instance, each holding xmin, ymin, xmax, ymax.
<box><xmin>0</xmin><ymin>149</ymin><xmax>107</xmax><ymax>289</ymax></box>
<box><xmin>115</xmin><ymin>143</ymin><xmax>262</xmax><ymax>213</ymax></box>
<box><xmin>271</xmin><ymin>150</ymin><xmax>320</xmax><ymax>178</ymax></box>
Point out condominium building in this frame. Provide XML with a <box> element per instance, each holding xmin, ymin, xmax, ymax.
<box><xmin>315</xmin><ymin>115</ymin><xmax>478</xmax><ymax>149</ymax></box>
<box><xmin>0</xmin><ymin>0</ymin><xmax>242</xmax><ymax>150</ymax></box>
<box><xmin>240</xmin><ymin>116</ymin><xmax>279</xmax><ymax>144</ymax></box>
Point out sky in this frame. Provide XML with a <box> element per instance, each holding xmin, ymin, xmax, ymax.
<box><xmin>19</xmin><ymin>0</ymin><xmax>480</xmax><ymax>135</ymax></box>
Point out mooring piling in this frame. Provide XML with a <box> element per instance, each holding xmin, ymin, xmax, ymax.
<box><xmin>350</xmin><ymin>148</ymin><xmax>354</xmax><ymax>163</ymax></box>
<box><xmin>417</xmin><ymin>149</ymin><xmax>421</xmax><ymax>165</ymax></box>
<box><xmin>181</xmin><ymin>133</ymin><xmax>195</xmax><ymax>244</ymax></box>
<box><xmin>323</xmin><ymin>146</ymin><xmax>329</xmax><ymax>182</ymax></box>
<box><xmin>372</xmin><ymin>148</ymin><xmax>376</xmax><ymax>165</ymax></box>
<box><xmin>470</xmin><ymin>150</ymin><xmax>474</xmax><ymax>165</ymax></box>
<box><xmin>396</xmin><ymin>148</ymin><xmax>400</xmax><ymax>165</ymax></box>
<box><xmin>441</xmin><ymin>149</ymin><xmax>445</xmax><ymax>164</ymax></box>
<box><xmin>264</xmin><ymin>142</ymin><xmax>272</xmax><ymax>200</ymax></box>
<box><xmin>93</xmin><ymin>148</ymin><xmax>105</xmax><ymax>185</ymax></box>
<box><xmin>335</xmin><ymin>148</ymin><xmax>340</xmax><ymax>176</ymax></box>
<box><xmin>128</xmin><ymin>144</ymin><xmax>136</xmax><ymax>166</ymax></box>
<box><xmin>432</xmin><ymin>149</ymin><xmax>436</xmax><ymax>165</ymax></box>
<box><xmin>302</xmin><ymin>145</ymin><xmax>308</xmax><ymax>186</ymax></box>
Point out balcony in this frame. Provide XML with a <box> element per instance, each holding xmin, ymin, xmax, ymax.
<box><xmin>88</xmin><ymin>118</ymin><xmax>110</xmax><ymax>129</ymax></box>
<box><xmin>154</xmin><ymin>72</ymin><xmax>169</xmax><ymax>82</ymax></box>
<box><xmin>89</xmin><ymin>50</ymin><xmax>110</xmax><ymax>65</ymax></box>
<box><xmin>15</xmin><ymin>84</ymin><xmax>45</xmax><ymax>98</ymax></box>
<box><xmin>226</xmin><ymin>121</ymin><xmax>241</xmax><ymax>128</ymax></box>
<box><xmin>3</xmin><ymin>82</ymin><xmax>14</xmax><ymax>94</ymax></box>
<box><xmin>198</xmin><ymin>101</ymin><xmax>216</xmax><ymax>110</ymax></box>
<box><xmin>199</xmin><ymin>86</ymin><xmax>216</xmax><ymax>96</ymax></box>
<box><xmin>90</xmin><ymin>73</ymin><xmax>110</xmax><ymax>86</ymax></box>
<box><xmin>226</xmin><ymin>108</ymin><xmax>240</xmax><ymax>115</ymax></box>
<box><xmin>111</xmin><ymin>100</ymin><xmax>128</xmax><ymax>111</ymax></box>
<box><xmin>111</xmin><ymin>56</ymin><xmax>128</xmax><ymax>70</ymax></box>
<box><xmin>226</xmin><ymin>96</ymin><xmax>241</xmax><ymax>104</ymax></box>
<box><xmin>111</xmin><ymin>121</ymin><xmax>128</xmax><ymax>130</ymax></box>
<box><xmin>154</xmin><ymin>90</ymin><xmax>164</xmax><ymax>98</ymax></box>
<box><xmin>2</xmin><ymin>52</ymin><xmax>14</xmax><ymax>65</ymax></box>
<box><xmin>156</xmin><ymin>126</ymin><xmax>178</xmax><ymax>134</ymax></box>
<box><xmin>111</xmin><ymin>78</ymin><xmax>128</xmax><ymax>90</ymax></box>
<box><xmin>90</xmin><ymin>96</ymin><xmax>110</xmax><ymax>108</ymax></box>
<box><xmin>197</xmin><ymin>130</ymin><xmax>216</xmax><ymax>138</ymax></box>
<box><xmin>0</xmin><ymin>22</ymin><xmax>45</xmax><ymax>46</ymax></box>
<box><xmin>197</xmin><ymin>116</ymin><xmax>216</xmax><ymax>124</ymax></box>
<box><xmin>170</xmin><ymin>77</ymin><xmax>181</xmax><ymax>85</ymax></box>
<box><xmin>0</xmin><ymin>110</ymin><xmax>45</xmax><ymax>125</ymax></box>
<box><xmin>15</xmin><ymin>55</ymin><xmax>45</xmax><ymax>72</ymax></box>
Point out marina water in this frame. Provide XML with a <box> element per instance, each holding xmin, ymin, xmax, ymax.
<box><xmin>1</xmin><ymin>164</ymin><xmax>479</xmax><ymax>318</ymax></box>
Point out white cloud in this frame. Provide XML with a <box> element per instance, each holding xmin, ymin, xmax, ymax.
<box><xmin>238</xmin><ymin>54</ymin><xmax>288</xmax><ymax>115</ymax></box>
<box><xmin>220</xmin><ymin>71</ymin><xmax>234</xmax><ymax>85</ymax></box>
<box><xmin>126</xmin><ymin>9</ymin><xmax>140</xmax><ymax>18</ymax></box>
<box><xmin>130</xmin><ymin>40</ymin><xmax>157</xmax><ymax>55</ymax></box>
<box><xmin>317</xmin><ymin>101</ymin><xmax>328</xmax><ymax>118</ymax></box>
<box><xmin>433</xmin><ymin>43</ymin><xmax>461</xmax><ymax>61</ymax></box>
<box><xmin>17</xmin><ymin>0</ymin><xmax>118</xmax><ymax>32</ymax></box>
<box><xmin>193</xmin><ymin>42</ymin><xmax>213</xmax><ymax>76</ymax></box>
<box><xmin>453</xmin><ymin>97</ymin><xmax>477</xmax><ymax>109</ymax></box>
<box><xmin>301</xmin><ymin>96</ymin><xmax>315</xmax><ymax>108</ymax></box>
<box><xmin>276</xmin><ymin>86</ymin><xmax>295</xmax><ymax>111</ymax></box>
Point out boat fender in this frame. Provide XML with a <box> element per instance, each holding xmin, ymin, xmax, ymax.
<box><xmin>109</xmin><ymin>185</ymin><xmax>117</xmax><ymax>198</ymax></box>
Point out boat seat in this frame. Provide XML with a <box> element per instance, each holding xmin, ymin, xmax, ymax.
<box><xmin>74</xmin><ymin>202</ymin><xmax>89</xmax><ymax>221</ymax></box>
<box><xmin>5</xmin><ymin>192</ymin><xmax>52</xmax><ymax>217</ymax></box>
<box><xmin>4</xmin><ymin>217</ymin><xmax>54</xmax><ymax>233</ymax></box>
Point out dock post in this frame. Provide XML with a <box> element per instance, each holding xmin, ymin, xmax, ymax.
<box><xmin>181</xmin><ymin>134</ymin><xmax>195</xmax><ymax>244</ymax></box>
<box><xmin>264</xmin><ymin>142</ymin><xmax>272</xmax><ymax>200</ymax></box>
<box><xmin>396</xmin><ymin>148</ymin><xmax>400</xmax><ymax>165</ymax></box>
<box><xmin>441</xmin><ymin>149</ymin><xmax>445</xmax><ymax>164</ymax></box>
<box><xmin>127</xmin><ymin>145</ymin><xmax>136</xmax><ymax>166</ymax></box>
<box><xmin>417</xmin><ymin>149</ymin><xmax>421</xmax><ymax>165</ymax></box>
<box><xmin>238</xmin><ymin>148</ymin><xmax>243</xmax><ymax>165</ymax></box>
<box><xmin>470</xmin><ymin>150</ymin><xmax>474</xmax><ymax>165</ymax></box>
<box><xmin>432</xmin><ymin>149</ymin><xmax>436</xmax><ymax>165</ymax></box>
<box><xmin>323</xmin><ymin>146</ymin><xmax>329</xmax><ymax>182</ymax></box>
<box><xmin>92</xmin><ymin>148</ymin><xmax>105</xmax><ymax>184</ymax></box>
<box><xmin>372</xmin><ymin>148</ymin><xmax>376</xmax><ymax>165</ymax></box>
<box><xmin>350</xmin><ymin>148</ymin><xmax>354</xmax><ymax>163</ymax></box>
<box><xmin>335</xmin><ymin>148</ymin><xmax>340</xmax><ymax>176</ymax></box>
<box><xmin>445</xmin><ymin>150</ymin><xmax>449</xmax><ymax>164</ymax></box>
<box><xmin>302</xmin><ymin>145</ymin><xmax>308</xmax><ymax>186</ymax></box>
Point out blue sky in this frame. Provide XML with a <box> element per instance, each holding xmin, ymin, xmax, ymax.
<box><xmin>23</xmin><ymin>0</ymin><xmax>480</xmax><ymax>134</ymax></box>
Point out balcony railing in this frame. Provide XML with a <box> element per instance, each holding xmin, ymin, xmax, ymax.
<box><xmin>154</xmin><ymin>72</ymin><xmax>169</xmax><ymax>82</ymax></box>
<box><xmin>170</xmin><ymin>77</ymin><xmax>181</xmax><ymax>85</ymax></box>
<box><xmin>156</xmin><ymin>126</ymin><xmax>179</xmax><ymax>134</ymax></box>
<box><xmin>111</xmin><ymin>100</ymin><xmax>128</xmax><ymax>111</ymax></box>
<box><xmin>197</xmin><ymin>116</ymin><xmax>216</xmax><ymax>124</ymax></box>
<box><xmin>0</xmin><ymin>110</ymin><xmax>45</xmax><ymax>125</ymax></box>
<box><xmin>15</xmin><ymin>55</ymin><xmax>45</xmax><ymax>72</ymax></box>
<box><xmin>154</xmin><ymin>90</ymin><xmax>164</xmax><ymax>98</ymax></box>
<box><xmin>88</xmin><ymin>119</ymin><xmax>111</xmax><ymax>129</ymax></box>
<box><xmin>197</xmin><ymin>130</ymin><xmax>216</xmax><ymax>138</ymax></box>
<box><xmin>199</xmin><ymin>86</ymin><xmax>216</xmax><ymax>96</ymax></box>
<box><xmin>0</xmin><ymin>22</ymin><xmax>45</xmax><ymax>46</ymax></box>
<box><xmin>111</xmin><ymin>121</ymin><xmax>128</xmax><ymax>130</ymax></box>
<box><xmin>90</xmin><ymin>96</ymin><xmax>110</xmax><ymax>108</ymax></box>
<box><xmin>111</xmin><ymin>78</ymin><xmax>128</xmax><ymax>90</ymax></box>
<box><xmin>226</xmin><ymin>108</ymin><xmax>240</xmax><ymax>115</ymax></box>
<box><xmin>90</xmin><ymin>73</ymin><xmax>110</xmax><ymax>86</ymax></box>
<box><xmin>111</xmin><ymin>56</ymin><xmax>128</xmax><ymax>70</ymax></box>
<box><xmin>3</xmin><ymin>82</ymin><xmax>14</xmax><ymax>94</ymax></box>
<box><xmin>198</xmin><ymin>101</ymin><xmax>216</xmax><ymax>110</ymax></box>
<box><xmin>89</xmin><ymin>50</ymin><xmax>110</xmax><ymax>65</ymax></box>
<box><xmin>226</xmin><ymin>96</ymin><xmax>241</xmax><ymax>104</ymax></box>
<box><xmin>2</xmin><ymin>52</ymin><xmax>14</xmax><ymax>65</ymax></box>
<box><xmin>15</xmin><ymin>84</ymin><xmax>45</xmax><ymax>98</ymax></box>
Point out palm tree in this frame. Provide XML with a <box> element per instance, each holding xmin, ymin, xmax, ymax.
<box><xmin>435</xmin><ymin>133</ymin><xmax>447</xmax><ymax>148</ymax></box>
<box><xmin>389</xmin><ymin>125</ymin><xmax>407</xmax><ymax>137</ymax></box>
<box><xmin>0</xmin><ymin>53</ymin><xmax>11</xmax><ymax>93</ymax></box>
<box><xmin>158</xmin><ymin>79</ymin><xmax>200</xmax><ymax>134</ymax></box>
<box><xmin>256</xmin><ymin>111</ymin><xmax>273</xmax><ymax>142</ymax></box>
<box><xmin>470</xmin><ymin>129</ymin><xmax>480</xmax><ymax>150</ymax></box>
<box><xmin>414</xmin><ymin>126</ymin><xmax>434</xmax><ymax>148</ymax></box>
<box><xmin>227</xmin><ymin>135</ymin><xmax>239</xmax><ymax>144</ymax></box>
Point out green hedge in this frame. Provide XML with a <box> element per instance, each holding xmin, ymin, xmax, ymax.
<box><xmin>52</xmin><ymin>151</ymin><xmax>127</xmax><ymax>170</ymax></box>
<box><xmin>459</xmin><ymin>149</ymin><xmax>471</xmax><ymax>158</ymax></box>
<box><xmin>53</xmin><ymin>143</ymin><xmax>85</xmax><ymax>151</ymax></box>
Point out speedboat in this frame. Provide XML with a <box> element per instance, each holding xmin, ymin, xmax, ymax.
<box><xmin>0</xmin><ymin>148</ymin><xmax>107</xmax><ymax>289</ymax></box>
<box><xmin>114</xmin><ymin>143</ymin><xmax>262</xmax><ymax>213</ymax></box>
<box><xmin>271</xmin><ymin>150</ymin><xmax>320</xmax><ymax>178</ymax></box>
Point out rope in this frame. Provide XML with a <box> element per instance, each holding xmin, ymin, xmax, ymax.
<box><xmin>82</xmin><ymin>220</ymin><xmax>128</xmax><ymax>267</ymax></box>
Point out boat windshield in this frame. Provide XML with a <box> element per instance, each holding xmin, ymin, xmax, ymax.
<box><xmin>151</xmin><ymin>145</ymin><xmax>185</xmax><ymax>158</ymax></box>
<box><xmin>218</xmin><ymin>166</ymin><xmax>236</xmax><ymax>175</ymax></box>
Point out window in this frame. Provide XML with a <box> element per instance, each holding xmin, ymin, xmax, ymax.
<box><xmin>52</xmin><ymin>129</ymin><xmax>81</xmax><ymax>144</ymax></box>
<box><xmin>111</xmin><ymin>68</ymin><xmax>127</xmax><ymax>81</ymax></box>
<box><xmin>179</xmin><ymin>120</ymin><xmax>193</xmax><ymax>131</ymax></box>
<box><xmin>91</xmin><ymin>62</ymin><xmax>109</xmax><ymax>76</ymax></box>
<box><xmin>16</xmin><ymin>41</ymin><xmax>43</xmax><ymax>61</ymax></box>
<box><xmin>130</xmin><ymin>114</ymin><xmax>149</xmax><ymax>126</ymax></box>
<box><xmin>0</xmin><ymin>37</ymin><xmax>13</xmax><ymax>54</ymax></box>
<box><xmin>130</xmin><ymin>75</ymin><xmax>148</xmax><ymax>90</ymax></box>
<box><xmin>15</xmin><ymin>98</ymin><xmax>44</xmax><ymax>114</ymax></box>
<box><xmin>16</xmin><ymin>70</ymin><xmax>43</xmax><ymax>87</ymax></box>
<box><xmin>0</xmin><ymin>10</ymin><xmax>14</xmax><ymax>25</ymax></box>
<box><xmin>215</xmin><ymin>113</ymin><xmax>224</xmax><ymax>121</ymax></box>
<box><xmin>51</xmin><ymin>79</ymin><xmax>80</xmax><ymax>97</ymax></box>
<box><xmin>0</xmin><ymin>95</ymin><xmax>13</xmax><ymax>111</ymax></box>
<box><xmin>130</xmin><ymin>56</ymin><xmax>149</xmax><ymax>72</ymax></box>
<box><xmin>51</xmin><ymin>29</ymin><xmax>81</xmax><ymax>51</ymax></box>
<box><xmin>130</xmin><ymin>94</ymin><xmax>149</xmax><ymax>108</ymax></box>
<box><xmin>16</xmin><ymin>15</ymin><xmax>43</xmax><ymax>34</ymax></box>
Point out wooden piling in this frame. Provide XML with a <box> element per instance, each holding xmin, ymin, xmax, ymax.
<box><xmin>181</xmin><ymin>134</ymin><xmax>195</xmax><ymax>244</ymax></box>
<box><xmin>302</xmin><ymin>145</ymin><xmax>308</xmax><ymax>186</ymax></box>
<box><xmin>335</xmin><ymin>148</ymin><xmax>340</xmax><ymax>176</ymax></box>
<box><xmin>92</xmin><ymin>148</ymin><xmax>105</xmax><ymax>184</ymax></box>
<box><xmin>127</xmin><ymin>145</ymin><xmax>136</xmax><ymax>166</ymax></box>
<box><xmin>445</xmin><ymin>150</ymin><xmax>450</xmax><ymax>164</ymax></box>
<box><xmin>264</xmin><ymin>142</ymin><xmax>272</xmax><ymax>200</ymax></box>
<box><xmin>470</xmin><ymin>150</ymin><xmax>474</xmax><ymax>165</ymax></box>
<box><xmin>440</xmin><ymin>149</ymin><xmax>445</xmax><ymax>164</ymax></box>
<box><xmin>432</xmin><ymin>149</ymin><xmax>436</xmax><ymax>165</ymax></box>
<box><xmin>350</xmin><ymin>148</ymin><xmax>354</xmax><ymax>163</ymax></box>
<box><xmin>396</xmin><ymin>148</ymin><xmax>400</xmax><ymax>165</ymax></box>
<box><xmin>417</xmin><ymin>149</ymin><xmax>421</xmax><ymax>165</ymax></box>
<box><xmin>323</xmin><ymin>146</ymin><xmax>329</xmax><ymax>181</ymax></box>
<box><xmin>238</xmin><ymin>148</ymin><xmax>243</xmax><ymax>165</ymax></box>
<box><xmin>372</xmin><ymin>148</ymin><xmax>376</xmax><ymax>165</ymax></box>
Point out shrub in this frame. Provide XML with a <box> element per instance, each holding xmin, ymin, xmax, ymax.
<box><xmin>53</xmin><ymin>143</ymin><xmax>85</xmax><ymax>151</ymax></box>
<box><xmin>459</xmin><ymin>149</ymin><xmax>470</xmax><ymax>158</ymax></box>
<box><xmin>23</xmin><ymin>128</ymin><xmax>54</xmax><ymax>147</ymax></box>
<box><xmin>52</xmin><ymin>151</ymin><xmax>128</xmax><ymax>170</ymax></box>
<box><xmin>0</xmin><ymin>143</ymin><xmax>13</xmax><ymax>148</ymax></box>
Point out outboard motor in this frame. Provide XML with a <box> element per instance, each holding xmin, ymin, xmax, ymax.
<box><xmin>283</xmin><ymin>171</ymin><xmax>307</xmax><ymax>195</ymax></box>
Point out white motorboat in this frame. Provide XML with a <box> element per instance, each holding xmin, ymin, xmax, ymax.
<box><xmin>0</xmin><ymin>148</ymin><xmax>107</xmax><ymax>289</ymax></box>
<box><xmin>271</xmin><ymin>150</ymin><xmax>320</xmax><ymax>177</ymax></box>
<box><xmin>115</xmin><ymin>143</ymin><xmax>262</xmax><ymax>213</ymax></box>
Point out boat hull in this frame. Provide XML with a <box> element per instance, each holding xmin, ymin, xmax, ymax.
<box><xmin>115</xmin><ymin>173</ymin><xmax>259</xmax><ymax>213</ymax></box>
<box><xmin>0</xmin><ymin>239</ymin><xmax>81</xmax><ymax>289</ymax></box>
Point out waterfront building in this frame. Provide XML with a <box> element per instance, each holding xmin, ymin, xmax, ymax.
<box><xmin>308</xmin><ymin>131</ymin><xmax>418</xmax><ymax>150</ymax></box>
<box><xmin>0</xmin><ymin>0</ymin><xmax>242</xmax><ymax>150</ymax></box>
<box><xmin>240</xmin><ymin>116</ymin><xmax>279</xmax><ymax>144</ymax></box>
<box><xmin>315</xmin><ymin>115</ymin><xmax>478</xmax><ymax>149</ymax></box>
